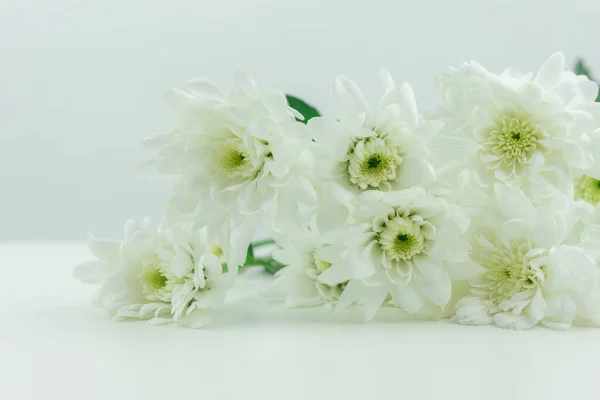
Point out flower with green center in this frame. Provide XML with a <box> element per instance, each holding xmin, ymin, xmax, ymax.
<box><xmin>310</xmin><ymin>69</ymin><xmax>440</xmax><ymax>196</ymax></box>
<box><xmin>471</xmin><ymin>239</ymin><xmax>545</xmax><ymax>307</ymax></box>
<box><xmin>143</xmin><ymin>71</ymin><xmax>316</xmax><ymax>268</ymax></box>
<box><xmin>480</xmin><ymin>114</ymin><xmax>544</xmax><ymax>179</ymax></box>
<box><xmin>433</xmin><ymin>52</ymin><xmax>599</xmax><ymax>196</ymax></box>
<box><xmin>73</xmin><ymin>219</ymin><xmax>235</xmax><ymax>328</ymax></box>
<box><xmin>314</xmin><ymin>188</ymin><xmax>469</xmax><ymax>320</ymax></box>
<box><xmin>347</xmin><ymin>136</ymin><xmax>402</xmax><ymax>190</ymax></box>
<box><xmin>273</xmin><ymin>224</ymin><xmax>351</xmax><ymax>309</ymax></box>
<box><xmin>574</xmin><ymin>175</ymin><xmax>600</xmax><ymax>205</ymax></box>
<box><xmin>454</xmin><ymin>185</ymin><xmax>600</xmax><ymax>330</ymax></box>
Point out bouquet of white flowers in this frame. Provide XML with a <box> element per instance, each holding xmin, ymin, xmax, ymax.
<box><xmin>74</xmin><ymin>53</ymin><xmax>600</xmax><ymax>330</ymax></box>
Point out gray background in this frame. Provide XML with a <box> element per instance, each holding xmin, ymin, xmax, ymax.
<box><xmin>1</xmin><ymin>0</ymin><xmax>599</xmax><ymax>240</ymax></box>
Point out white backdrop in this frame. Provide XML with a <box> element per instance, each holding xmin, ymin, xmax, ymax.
<box><xmin>1</xmin><ymin>0</ymin><xmax>599</xmax><ymax>240</ymax></box>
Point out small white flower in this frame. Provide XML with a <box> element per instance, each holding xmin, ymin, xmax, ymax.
<box><xmin>431</xmin><ymin>52</ymin><xmax>600</xmax><ymax>199</ymax></box>
<box><xmin>453</xmin><ymin>185</ymin><xmax>600</xmax><ymax>329</ymax></box>
<box><xmin>309</xmin><ymin>69</ymin><xmax>441</xmax><ymax>195</ymax></box>
<box><xmin>272</xmin><ymin>221</ymin><xmax>349</xmax><ymax>308</ymax></box>
<box><xmin>73</xmin><ymin>218</ymin><xmax>234</xmax><ymax>328</ymax></box>
<box><xmin>143</xmin><ymin>71</ymin><xmax>316</xmax><ymax>268</ymax></box>
<box><xmin>319</xmin><ymin>188</ymin><xmax>471</xmax><ymax>320</ymax></box>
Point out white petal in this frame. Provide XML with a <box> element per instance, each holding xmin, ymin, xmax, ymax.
<box><xmin>188</xmin><ymin>77</ymin><xmax>224</xmax><ymax>99</ymax></box>
<box><xmin>73</xmin><ymin>261</ymin><xmax>113</xmax><ymax>284</ymax></box>
<box><xmin>335</xmin><ymin>279</ymin><xmax>363</xmax><ymax>312</ymax></box>
<box><xmin>162</xmin><ymin>88</ymin><xmax>193</xmax><ymax>112</ymax></box>
<box><xmin>332</xmin><ymin>76</ymin><xmax>372</xmax><ymax>114</ymax></box>
<box><xmin>535</xmin><ymin>52</ymin><xmax>565</xmax><ymax>88</ymax></box>
<box><xmin>398</xmin><ymin>82</ymin><xmax>419</xmax><ymax>126</ymax></box>
<box><xmin>493</xmin><ymin>184</ymin><xmax>535</xmax><ymax>221</ymax></box>
<box><xmin>362</xmin><ymin>287</ymin><xmax>389</xmax><ymax>321</ymax></box>
<box><xmin>391</xmin><ymin>285</ymin><xmax>424</xmax><ymax>314</ymax></box>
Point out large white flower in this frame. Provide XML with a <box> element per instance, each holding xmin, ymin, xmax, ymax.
<box><xmin>316</xmin><ymin>188</ymin><xmax>471</xmax><ymax>320</ymax></box>
<box><xmin>309</xmin><ymin>69</ymin><xmax>441</xmax><ymax>194</ymax></box>
<box><xmin>431</xmin><ymin>52</ymin><xmax>600</xmax><ymax>200</ymax></box>
<box><xmin>453</xmin><ymin>185</ymin><xmax>600</xmax><ymax>329</ymax></box>
<box><xmin>143</xmin><ymin>72</ymin><xmax>316</xmax><ymax>268</ymax></box>
<box><xmin>73</xmin><ymin>218</ymin><xmax>234</xmax><ymax>328</ymax></box>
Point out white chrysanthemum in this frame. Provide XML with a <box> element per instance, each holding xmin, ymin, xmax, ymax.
<box><xmin>143</xmin><ymin>72</ymin><xmax>316</xmax><ymax>268</ymax></box>
<box><xmin>317</xmin><ymin>188</ymin><xmax>471</xmax><ymax>320</ymax></box>
<box><xmin>309</xmin><ymin>69</ymin><xmax>441</xmax><ymax>194</ymax></box>
<box><xmin>73</xmin><ymin>218</ymin><xmax>234</xmax><ymax>328</ymax></box>
<box><xmin>431</xmin><ymin>52</ymin><xmax>600</xmax><ymax>199</ymax></box>
<box><xmin>272</xmin><ymin>222</ymin><xmax>350</xmax><ymax>308</ymax></box>
<box><xmin>454</xmin><ymin>185</ymin><xmax>600</xmax><ymax>329</ymax></box>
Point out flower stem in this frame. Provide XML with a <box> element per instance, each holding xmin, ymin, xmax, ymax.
<box><xmin>250</xmin><ymin>239</ymin><xmax>276</xmax><ymax>248</ymax></box>
<box><xmin>242</xmin><ymin>242</ymin><xmax>286</xmax><ymax>275</ymax></box>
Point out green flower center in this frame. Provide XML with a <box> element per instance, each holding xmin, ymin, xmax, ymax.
<box><xmin>310</xmin><ymin>248</ymin><xmax>347</xmax><ymax>300</ymax></box>
<box><xmin>312</xmin><ymin>251</ymin><xmax>332</xmax><ymax>276</ymax></box>
<box><xmin>348</xmin><ymin>137</ymin><xmax>401</xmax><ymax>190</ymax></box>
<box><xmin>481</xmin><ymin>114</ymin><xmax>543</xmax><ymax>175</ymax></box>
<box><xmin>220</xmin><ymin>146</ymin><xmax>248</xmax><ymax>172</ymax></box>
<box><xmin>366</xmin><ymin>154</ymin><xmax>382</xmax><ymax>169</ymax></box>
<box><xmin>574</xmin><ymin>175</ymin><xmax>600</xmax><ymax>205</ymax></box>
<box><xmin>472</xmin><ymin>239</ymin><xmax>545</xmax><ymax>306</ymax></box>
<box><xmin>378</xmin><ymin>216</ymin><xmax>425</xmax><ymax>262</ymax></box>
<box><xmin>140</xmin><ymin>265</ymin><xmax>168</xmax><ymax>298</ymax></box>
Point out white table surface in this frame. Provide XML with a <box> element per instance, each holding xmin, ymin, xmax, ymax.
<box><xmin>1</xmin><ymin>243</ymin><xmax>599</xmax><ymax>400</ymax></box>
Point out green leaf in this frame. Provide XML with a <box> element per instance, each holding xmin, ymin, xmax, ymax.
<box><xmin>574</xmin><ymin>59</ymin><xmax>594</xmax><ymax>80</ymax></box>
<box><xmin>286</xmin><ymin>94</ymin><xmax>321</xmax><ymax>124</ymax></box>
<box><xmin>574</xmin><ymin>59</ymin><xmax>600</xmax><ymax>102</ymax></box>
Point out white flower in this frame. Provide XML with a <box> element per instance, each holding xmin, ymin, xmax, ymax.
<box><xmin>308</xmin><ymin>69</ymin><xmax>441</xmax><ymax>195</ymax></box>
<box><xmin>143</xmin><ymin>71</ymin><xmax>316</xmax><ymax>268</ymax></box>
<box><xmin>431</xmin><ymin>52</ymin><xmax>600</xmax><ymax>200</ymax></box>
<box><xmin>453</xmin><ymin>185</ymin><xmax>600</xmax><ymax>329</ymax></box>
<box><xmin>272</xmin><ymin>221</ymin><xmax>349</xmax><ymax>308</ymax></box>
<box><xmin>318</xmin><ymin>188</ymin><xmax>471</xmax><ymax>320</ymax></box>
<box><xmin>73</xmin><ymin>218</ymin><xmax>234</xmax><ymax>328</ymax></box>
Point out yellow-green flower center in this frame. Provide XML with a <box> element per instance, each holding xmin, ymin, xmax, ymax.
<box><xmin>472</xmin><ymin>239</ymin><xmax>545</xmax><ymax>306</ymax></box>
<box><xmin>348</xmin><ymin>137</ymin><xmax>401</xmax><ymax>190</ymax></box>
<box><xmin>313</xmin><ymin>256</ymin><xmax>332</xmax><ymax>275</ymax></box>
<box><xmin>481</xmin><ymin>114</ymin><xmax>543</xmax><ymax>176</ymax></box>
<box><xmin>574</xmin><ymin>175</ymin><xmax>600</xmax><ymax>205</ymax></box>
<box><xmin>378</xmin><ymin>216</ymin><xmax>425</xmax><ymax>262</ymax></box>
<box><xmin>220</xmin><ymin>145</ymin><xmax>248</xmax><ymax>172</ymax></box>
<box><xmin>140</xmin><ymin>265</ymin><xmax>168</xmax><ymax>299</ymax></box>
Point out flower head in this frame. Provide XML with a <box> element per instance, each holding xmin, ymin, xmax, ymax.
<box><xmin>143</xmin><ymin>72</ymin><xmax>316</xmax><ymax>268</ymax></box>
<box><xmin>316</xmin><ymin>188</ymin><xmax>470</xmax><ymax>320</ymax></box>
<box><xmin>273</xmin><ymin>222</ymin><xmax>349</xmax><ymax>308</ymax></box>
<box><xmin>453</xmin><ymin>185</ymin><xmax>600</xmax><ymax>329</ymax></box>
<box><xmin>309</xmin><ymin>69</ymin><xmax>441</xmax><ymax>195</ymax></box>
<box><xmin>73</xmin><ymin>218</ymin><xmax>233</xmax><ymax>328</ymax></box>
<box><xmin>431</xmin><ymin>52</ymin><xmax>600</xmax><ymax>199</ymax></box>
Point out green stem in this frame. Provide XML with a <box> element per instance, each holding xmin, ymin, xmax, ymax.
<box><xmin>243</xmin><ymin>247</ymin><xmax>286</xmax><ymax>275</ymax></box>
<box><xmin>251</xmin><ymin>239</ymin><xmax>276</xmax><ymax>248</ymax></box>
